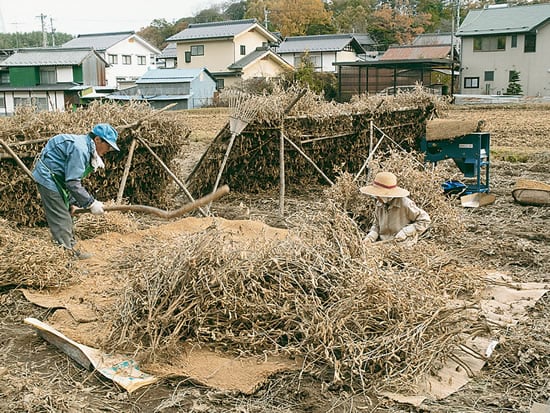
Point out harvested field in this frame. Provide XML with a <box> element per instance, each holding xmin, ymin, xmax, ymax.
<box><xmin>0</xmin><ymin>99</ymin><xmax>549</xmax><ymax>413</ymax></box>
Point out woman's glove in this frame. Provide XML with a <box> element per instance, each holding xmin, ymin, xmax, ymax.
<box><xmin>89</xmin><ymin>200</ymin><xmax>105</xmax><ymax>215</ymax></box>
<box><xmin>365</xmin><ymin>231</ymin><xmax>378</xmax><ymax>243</ymax></box>
<box><xmin>394</xmin><ymin>230</ymin><xmax>407</xmax><ymax>242</ymax></box>
<box><xmin>395</xmin><ymin>225</ymin><xmax>416</xmax><ymax>242</ymax></box>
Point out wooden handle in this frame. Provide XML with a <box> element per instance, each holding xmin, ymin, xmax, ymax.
<box><xmin>75</xmin><ymin>185</ymin><xmax>230</xmax><ymax>219</ymax></box>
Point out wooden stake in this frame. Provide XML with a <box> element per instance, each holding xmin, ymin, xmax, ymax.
<box><xmin>135</xmin><ymin>136</ymin><xmax>208</xmax><ymax>217</ymax></box>
<box><xmin>116</xmin><ymin>138</ymin><xmax>137</xmax><ymax>204</ymax></box>
<box><xmin>279</xmin><ymin>129</ymin><xmax>285</xmax><ymax>216</ymax></box>
<box><xmin>282</xmin><ymin>133</ymin><xmax>333</xmax><ymax>186</ymax></box>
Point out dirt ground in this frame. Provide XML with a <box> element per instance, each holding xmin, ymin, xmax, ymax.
<box><xmin>1</xmin><ymin>104</ymin><xmax>549</xmax><ymax>412</ymax></box>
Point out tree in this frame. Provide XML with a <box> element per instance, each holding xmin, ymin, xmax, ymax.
<box><xmin>505</xmin><ymin>70</ymin><xmax>523</xmax><ymax>96</ymax></box>
<box><xmin>294</xmin><ymin>52</ymin><xmax>337</xmax><ymax>100</ymax></box>
<box><xmin>0</xmin><ymin>31</ymin><xmax>73</xmax><ymax>48</ymax></box>
<box><xmin>224</xmin><ymin>1</ymin><xmax>247</xmax><ymax>20</ymax></box>
<box><xmin>367</xmin><ymin>3</ymin><xmax>431</xmax><ymax>48</ymax></box>
<box><xmin>138</xmin><ymin>19</ymin><xmax>187</xmax><ymax>50</ymax></box>
<box><xmin>247</xmin><ymin>0</ymin><xmax>333</xmax><ymax>36</ymax></box>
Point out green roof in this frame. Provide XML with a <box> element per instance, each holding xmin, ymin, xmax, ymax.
<box><xmin>456</xmin><ymin>3</ymin><xmax>550</xmax><ymax>36</ymax></box>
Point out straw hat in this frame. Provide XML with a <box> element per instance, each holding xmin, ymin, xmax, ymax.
<box><xmin>359</xmin><ymin>172</ymin><xmax>410</xmax><ymax>198</ymax></box>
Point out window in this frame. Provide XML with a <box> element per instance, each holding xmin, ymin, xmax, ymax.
<box><xmin>473</xmin><ymin>36</ymin><xmax>506</xmax><ymax>51</ymax></box>
<box><xmin>0</xmin><ymin>71</ymin><xmax>10</xmax><ymax>84</ymax></box>
<box><xmin>190</xmin><ymin>45</ymin><xmax>204</xmax><ymax>56</ymax></box>
<box><xmin>524</xmin><ymin>33</ymin><xmax>536</xmax><ymax>53</ymax></box>
<box><xmin>511</xmin><ymin>34</ymin><xmax>517</xmax><ymax>48</ymax></box>
<box><xmin>484</xmin><ymin>71</ymin><xmax>494</xmax><ymax>82</ymax></box>
<box><xmin>295</xmin><ymin>54</ymin><xmax>322</xmax><ymax>69</ymax></box>
<box><xmin>122</xmin><ymin>55</ymin><xmax>132</xmax><ymax>65</ymax></box>
<box><xmin>0</xmin><ymin>96</ymin><xmax>5</xmax><ymax>108</ymax></box>
<box><xmin>33</xmin><ymin>97</ymin><xmax>48</xmax><ymax>112</ymax></box>
<box><xmin>464</xmin><ymin>77</ymin><xmax>479</xmax><ymax>89</ymax></box>
<box><xmin>216</xmin><ymin>79</ymin><xmax>225</xmax><ymax>90</ymax></box>
<box><xmin>108</xmin><ymin>54</ymin><xmax>118</xmax><ymax>64</ymax></box>
<box><xmin>137</xmin><ymin>55</ymin><xmax>146</xmax><ymax>65</ymax></box>
<box><xmin>185</xmin><ymin>51</ymin><xmax>191</xmax><ymax>63</ymax></box>
<box><xmin>240</xmin><ymin>45</ymin><xmax>246</xmax><ymax>55</ymax></box>
<box><xmin>14</xmin><ymin>97</ymin><xmax>31</xmax><ymax>107</ymax></box>
<box><xmin>39</xmin><ymin>67</ymin><xmax>56</xmax><ymax>84</ymax></box>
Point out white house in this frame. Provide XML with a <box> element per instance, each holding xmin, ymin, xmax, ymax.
<box><xmin>275</xmin><ymin>34</ymin><xmax>366</xmax><ymax>73</ymax></box>
<box><xmin>456</xmin><ymin>3</ymin><xmax>550</xmax><ymax>97</ymax></box>
<box><xmin>62</xmin><ymin>31</ymin><xmax>161</xmax><ymax>90</ymax></box>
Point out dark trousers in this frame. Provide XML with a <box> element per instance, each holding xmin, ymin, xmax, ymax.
<box><xmin>37</xmin><ymin>184</ymin><xmax>75</xmax><ymax>250</ymax></box>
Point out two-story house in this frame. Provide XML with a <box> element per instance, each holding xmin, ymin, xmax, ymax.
<box><xmin>62</xmin><ymin>31</ymin><xmax>161</xmax><ymax>90</ymax></box>
<box><xmin>275</xmin><ymin>34</ymin><xmax>366</xmax><ymax>72</ymax></box>
<box><xmin>456</xmin><ymin>3</ymin><xmax>550</xmax><ymax>97</ymax></box>
<box><xmin>0</xmin><ymin>47</ymin><xmax>108</xmax><ymax>116</ymax></box>
<box><xmin>166</xmin><ymin>19</ymin><xmax>293</xmax><ymax>89</ymax></box>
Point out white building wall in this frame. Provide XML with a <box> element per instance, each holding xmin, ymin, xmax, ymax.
<box><xmin>459</xmin><ymin>24</ymin><xmax>550</xmax><ymax>97</ymax></box>
<box><xmin>56</xmin><ymin>66</ymin><xmax>73</xmax><ymax>83</ymax></box>
<box><xmin>105</xmin><ymin>36</ymin><xmax>159</xmax><ymax>89</ymax></box>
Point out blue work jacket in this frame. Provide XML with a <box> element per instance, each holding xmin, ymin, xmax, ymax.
<box><xmin>32</xmin><ymin>133</ymin><xmax>96</xmax><ymax>208</ymax></box>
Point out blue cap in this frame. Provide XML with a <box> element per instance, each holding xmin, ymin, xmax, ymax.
<box><xmin>92</xmin><ymin>123</ymin><xmax>119</xmax><ymax>151</ymax></box>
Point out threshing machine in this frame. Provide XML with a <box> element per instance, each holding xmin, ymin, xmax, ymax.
<box><xmin>420</xmin><ymin>132</ymin><xmax>491</xmax><ymax>194</ymax></box>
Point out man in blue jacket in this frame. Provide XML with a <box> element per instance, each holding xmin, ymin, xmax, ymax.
<box><xmin>32</xmin><ymin>123</ymin><xmax>119</xmax><ymax>259</ymax></box>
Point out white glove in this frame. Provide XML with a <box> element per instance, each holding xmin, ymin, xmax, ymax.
<box><xmin>394</xmin><ymin>230</ymin><xmax>407</xmax><ymax>242</ymax></box>
<box><xmin>402</xmin><ymin>224</ymin><xmax>417</xmax><ymax>237</ymax></box>
<box><xmin>89</xmin><ymin>200</ymin><xmax>105</xmax><ymax>215</ymax></box>
<box><xmin>365</xmin><ymin>231</ymin><xmax>378</xmax><ymax>243</ymax></box>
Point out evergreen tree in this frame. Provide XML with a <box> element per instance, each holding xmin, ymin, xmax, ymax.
<box><xmin>505</xmin><ymin>70</ymin><xmax>523</xmax><ymax>96</ymax></box>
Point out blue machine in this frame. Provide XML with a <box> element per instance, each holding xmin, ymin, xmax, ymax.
<box><xmin>420</xmin><ymin>132</ymin><xmax>490</xmax><ymax>194</ymax></box>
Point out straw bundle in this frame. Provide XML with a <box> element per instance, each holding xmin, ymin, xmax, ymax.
<box><xmin>0</xmin><ymin>101</ymin><xmax>191</xmax><ymax>226</ymax></box>
<box><xmin>0</xmin><ymin>218</ymin><xmax>74</xmax><ymax>289</ymax></box>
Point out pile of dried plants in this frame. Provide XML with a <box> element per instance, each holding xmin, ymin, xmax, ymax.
<box><xmin>187</xmin><ymin>88</ymin><xmax>444</xmax><ymax>197</ymax></box>
<box><xmin>0</xmin><ymin>218</ymin><xmax>75</xmax><ymax>289</ymax></box>
<box><xmin>106</xmin><ymin>161</ymin><xmax>486</xmax><ymax>393</ymax></box>
<box><xmin>0</xmin><ymin>101</ymin><xmax>191</xmax><ymax>226</ymax></box>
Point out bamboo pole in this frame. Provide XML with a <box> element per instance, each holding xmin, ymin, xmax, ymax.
<box><xmin>282</xmin><ymin>133</ymin><xmax>334</xmax><ymax>186</ymax></box>
<box><xmin>209</xmin><ymin>131</ymin><xmax>238</xmax><ymax>212</ymax></box>
<box><xmin>116</xmin><ymin>138</ymin><xmax>137</xmax><ymax>204</ymax></box>
<box><xmin>277</xmin><ymin>89</ymin><xmax>308</xmax><ymax>215</ymax></box>
<box><xmin>0</xmin><ymin>139</ymin><xmax>34</xmax><ymax>180</ymax></box>
<box><xmin>279</xmin><ymin>129</ymin><xmax>285</xmax><ymax>216</ymax></box>
<box><xmin>135</xmin><ymin>136</ymin><xmax>208</xmax><ymax>217</ymax></box>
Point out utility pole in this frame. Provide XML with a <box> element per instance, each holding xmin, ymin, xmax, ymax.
<box><xmin>263</xmin><ymin>7</ymin><xmax>270</xmax><ymax>30</ymax></box>
<box><xmin>50</xmin><ymin>17</ymin><xmax>56</xmax><ymax>47</ymax></box>
<box><xmin>37</xmin><ymin>13</ymin><xmax>47</xmax><ymax>47</ymax></box>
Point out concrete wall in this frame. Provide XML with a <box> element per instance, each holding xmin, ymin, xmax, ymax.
<box><xmin>459</xmin><ymin>23</ymin><xmax>550</xmax><ymax>97</ymax></box>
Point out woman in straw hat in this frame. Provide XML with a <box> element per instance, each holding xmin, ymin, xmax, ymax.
<box><xmin>360</xmin><ymin>171</ymin><xmax>431</xmax><ymax>245</ymax></box>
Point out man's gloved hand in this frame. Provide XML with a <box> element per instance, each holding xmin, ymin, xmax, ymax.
<box><xmin>394</xmin><ymin>230</ymin><xmax>407</xmax><ymax>242</ymax></box>
<box><xmin>89</xmin><ymin>200</ymin><xmax>105</xmax><ymax>215</ymax></box>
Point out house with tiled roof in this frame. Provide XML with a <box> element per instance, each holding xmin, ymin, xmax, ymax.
<box><xmin>456</xmin><ymin>3</ymin><xmax>550</xmax><ymax>96</ymax></box>
<box><xmin>166</xmin><ymin>19</ymin><xmax>292</xmax><ymax>89</ymax></box>
<box><xmin>275</xmin><ymin>34</ymin><xmax>366</xmax><ymax>72</ymax></box>
<box><xmin>105</xmin><ymin>68</ymin><xmax>217</xmax><ymax>110</ymax></box>
<box><xmin>62</xmin><ymin>31</ymin><xmax>161</xmax><ymax>89</ymax></box>
<box><xmin>0</xmin><ymin>47</ymin><xmax>108</xmax><ymax>115</ymax></box>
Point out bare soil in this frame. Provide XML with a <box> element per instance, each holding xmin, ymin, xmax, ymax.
<box><xmin>1</xmin><ymin>104</ymin><xmax>549</xmax><ymax>412</ymax></box>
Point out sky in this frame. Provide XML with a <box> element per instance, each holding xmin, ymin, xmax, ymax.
<box><xmin>0</xmin><ymin>0</ymin><xmax>221</xmax><ymax>35</ymax></box>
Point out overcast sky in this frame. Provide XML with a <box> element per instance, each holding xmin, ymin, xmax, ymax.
<box><xmin>0</xmin><ymin>0</ymin><xmax>221</xmax><ymax>35</ymax></box>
